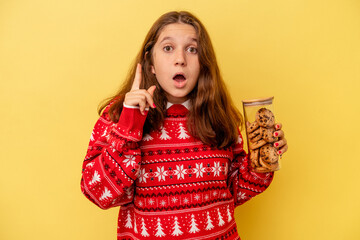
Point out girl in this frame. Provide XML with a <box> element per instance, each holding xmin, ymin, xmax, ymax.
<box><xmin>81</xmin><ymin>11</ymin><xmax>288</xmax><ymax>240</ymax></box>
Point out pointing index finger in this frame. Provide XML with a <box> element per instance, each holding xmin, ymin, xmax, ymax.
<box><xmin>131</xmin><ymin>63</ymin><xmax>142</xmax><ymax>90</ymax></box>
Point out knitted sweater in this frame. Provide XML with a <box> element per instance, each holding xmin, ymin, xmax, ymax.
<box><xmin>81</xmin><ymin>103</ymin><xmax>274</xmax><ymax>240</ymax></box>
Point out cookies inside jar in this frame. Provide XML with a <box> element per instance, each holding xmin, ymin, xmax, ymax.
<box><xmin>242</xmin><ymin>97</ymin><xmax>281</xmax><ymax>173</ymax></box>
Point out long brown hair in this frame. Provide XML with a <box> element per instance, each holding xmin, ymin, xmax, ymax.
<box><xmin>98</xmin><ymin>11</ymin><xmax>243</xmax><ymax>148</ymax></box>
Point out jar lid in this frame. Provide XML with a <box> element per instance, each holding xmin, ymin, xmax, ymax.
<box><xmin>242</xmin><ymin>96</ymin><xmax>274</xmax><ymax>106</ymax></box>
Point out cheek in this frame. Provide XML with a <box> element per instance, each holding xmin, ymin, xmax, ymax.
<box><xmin>152</xmin><ymin>56</ymin><xmax>167</xmax><ymax>74</ymax></box>
<box><xmin>190</xmin><ymin>57</ymin><xmax>200</xmax><ymax>73</ymax></box>
<box><xmin>192</xmin><ymin>64</ymin><xmax>201</xmax><ymax>80</ymax></box>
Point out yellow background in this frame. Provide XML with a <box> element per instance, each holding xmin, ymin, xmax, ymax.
<box><xmin>1</xmin><ymin>0</ymin><xmax>359</xmax><ymax>239</ymax></box>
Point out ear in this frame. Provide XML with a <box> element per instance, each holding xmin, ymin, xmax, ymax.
<box><xmin>151</xmin><ymin>65</ymin><xmax>156</xmax><ymax>74</ymax></box>
<box><xmin>145</xmin><ymin>51</ymin><xmax>156</xmax><ymax>75</ymax></box>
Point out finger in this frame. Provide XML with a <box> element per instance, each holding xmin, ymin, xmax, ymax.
<box><xmin>147</xmin><ymin>85</ymin><xmax>156</xmax><ymax>97</ymax></box>
<box><xmin>277</xmin><ymin>144</ymin><xmax>288</xmax><ymax>155</ymax></box>
<box><xmin>273</xmin><ymin>129</ymin><xmax>284</xmax><ymax>139</ymax></box>
<box><xmin>124</xmin><ymin>92</ymin><xmax>144</xmax><ymax>106</ymax></box>
<box><xmin>275</xmin><ymin>123</ymin><xmax>282</xmax><ymax>130</ymax></box>
<box><xmin>131</xmin><ymin>91</ymin><xmax>152</xmax><ymax>114</ymax></box>
<box><xmin>124</xmin><ymin>89</ymin><xmax>155</xmax><ymax>111</ymax></box>
<box><xmin>125</xmin><ymin>92</ymin><xmax>147</xmax><ymax>109</ymax></box>
<box><xmin>273</xmin><ymin>138</ymin><xmax>287</xmax><ymax>149</ymax></box>
<box><xmin>131</xmin><ymin>63</ymin><xmax>142</xmax><ymax>90</ymax></box>
<box><xmin>147</xmin><ymin>86</ymin><xmax>157</xmax><ymax>108</ymax></box>
<box><xmin>138</xmin><ymin>88</ymin><xmax>155</xmax><ymax>109</ymax></box>
<box><xmin>138</xmin><ymin>97</ymin><xmax>147</xmax><ymax>115</ymax></box>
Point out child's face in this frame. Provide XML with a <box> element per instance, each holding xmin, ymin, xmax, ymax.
<box><xmin>151</xmin><ymin>23</ymin><xmax>200</xmax><ymax>104</ymax></box>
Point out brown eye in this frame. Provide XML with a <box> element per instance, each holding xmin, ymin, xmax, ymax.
<box><xmin>163</xmin><ymin>46</ymin><xmax>173</xmax><ymax>52</ymax></box>
<box><xmin>187</xmin><ymin>47</ymin><xmax>198</xmax><ymax>54</ymax></box>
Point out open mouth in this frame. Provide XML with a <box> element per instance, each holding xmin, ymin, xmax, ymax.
<box><xmin>173</xmin><ymin>73</ymin><xmax>186</xmax><ymax>82</ymax></box>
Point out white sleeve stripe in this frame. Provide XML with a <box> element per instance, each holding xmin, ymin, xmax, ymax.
<box><xmin>123</xmin><ymin>103</ymin><xmax>149</xmax><ymax>111</ymax></box>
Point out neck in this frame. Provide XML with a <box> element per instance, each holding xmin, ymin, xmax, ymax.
<box><xmin>166</xmin><ymin>95</ymin><xmax>189</xmax><ymax>104</ymax></box>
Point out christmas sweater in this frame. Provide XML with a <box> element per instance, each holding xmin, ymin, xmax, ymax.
<box><xmin>81</xmin><ymin>102</ymin><xmax>274</xmax><ymax>240</ymax></box>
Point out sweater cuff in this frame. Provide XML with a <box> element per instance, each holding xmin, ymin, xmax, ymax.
<box><xmin>112</xmin><ymin>107</ymin><xmax>148</xmax><ymax>142</ymax></box>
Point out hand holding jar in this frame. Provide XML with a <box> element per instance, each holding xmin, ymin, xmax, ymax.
<box><xmin>242</xmin><ymin>97</ymin><xmax>288</xmax><ymax>173</ymax></box>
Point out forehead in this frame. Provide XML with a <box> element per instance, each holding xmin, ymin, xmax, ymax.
<box><xmin>157</xmin><ymin>23</ymin><xmax>197</xmax><ymax>43</ymax></box>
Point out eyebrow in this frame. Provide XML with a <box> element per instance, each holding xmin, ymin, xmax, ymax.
<box><xmin>159</xmin><ymin>36</ymin><xmax>198</xmax><ymax>44</ymax></box>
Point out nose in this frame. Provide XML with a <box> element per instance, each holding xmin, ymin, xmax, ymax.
<box><xmin>174</xmin><ymin>49</ymin><xmax>186</xmax><ymax>66</ymax></box>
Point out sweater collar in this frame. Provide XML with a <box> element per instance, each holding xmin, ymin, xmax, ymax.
<box><xmin>166</xmin><ymin>99</ymin><xmax>191</xmax><ymax>110</ymax></box>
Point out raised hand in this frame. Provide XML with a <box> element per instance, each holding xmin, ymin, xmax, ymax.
<box><xmin>124</xmin><ymin>63</ymin><xmax>157</xmax><ymax>115</ymax></box>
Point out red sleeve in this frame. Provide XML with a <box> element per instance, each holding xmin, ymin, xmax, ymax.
<box><xmin>228</xmin><ymin>130</ymin><xmax>274</xmax><ymax>207</ymax></box>
<box><xmin>80</xmin><ymin>105</ymin><xmax>147</xmax><ymax>209</ymax></box>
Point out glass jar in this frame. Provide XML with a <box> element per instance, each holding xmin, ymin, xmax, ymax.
<box><xmin>242</xmin><ymin>97</ymin><xmax>281</xmax><ymax>173</ymax></box>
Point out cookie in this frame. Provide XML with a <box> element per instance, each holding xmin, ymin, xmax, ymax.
<box><xmin>253</xmin><ymin>166</ymin><xmax>270</xmax><ymax>173</ymax></box>
<box><xmin>250</xmin><ymin>139</ymin><xmax>267</xmax><ymax>150</ymax></box>
<box><xmin>260</xmin><ymin>127</ymin><xmax>278</xmax><ymax>143</ymax></box>
<box><xmin>259</xmin><ymin>156</ymin><xmax>272</xmax><ymax>169</ymax></box>
<box><xmin>256</xmin><ymin>108</ymin><xmax>275</xmax><ymax>128</ymax></box>
<box><xmin>248</xmin><ymin>128</ymin><xmax>261</xmax><ymax>139</ymax></box>
<box><xmin>247</xmin><ymin>107</ymin><xmax>280</xmax><ymax>173</ymax></box>
<box><xmin>250</xmin><ymin>133</ymin><xmax>262</xmax><ymax>143</ymax></box>
<box><xmin>260</xmin><ymin>144</ymin><xmax>278</xmax><ymax>163</ymax></box>
<box><xmin>254</xmin><ymin>163</ymin><xmax>279</xmax><ymax>173</ymax></box>
<box><xmin>247</xmin><ymin>121</ymin><xmax>259</xmax><ymax>133</ymax></box>
<box><xmin>250</xmin><ymin>149</ymin><xmax>260</xmax><ymax>167</ymax></box>
<box><xmin>269</xmin><ymin>161</ymin><xmax>280</xmax><ymax>171</ymax></box>
<box><xmin>250</xmin><ymin>161</ymin><xmax>256</xmax><ymax>170</ymax></box>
